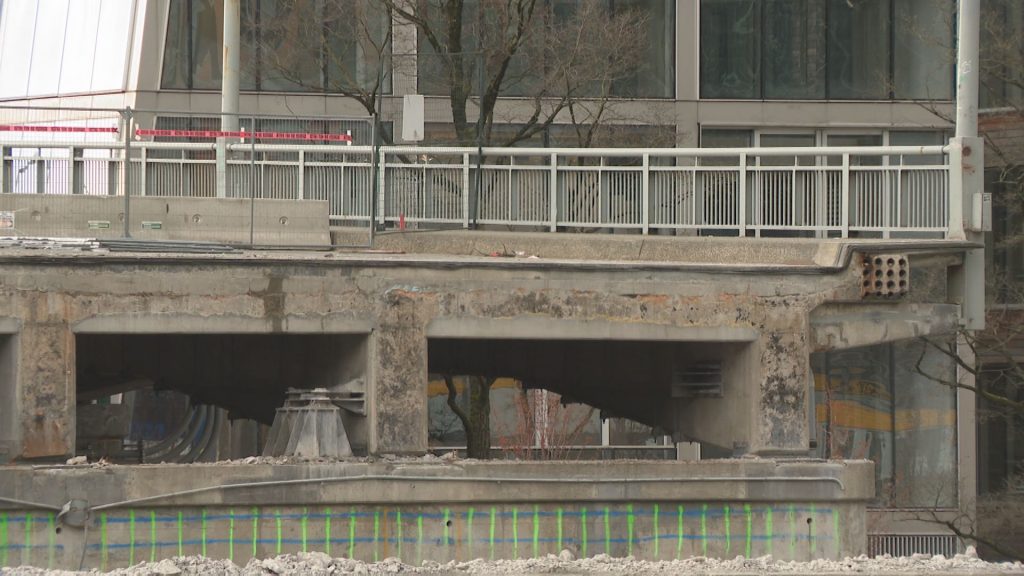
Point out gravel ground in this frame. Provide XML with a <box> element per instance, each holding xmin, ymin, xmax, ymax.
<box><xmin>3</xmin><ymin>547</ymin><xmax>1023</xmax><ymax>576</ymax></box>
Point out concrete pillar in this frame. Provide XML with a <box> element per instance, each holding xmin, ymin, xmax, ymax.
<box><xmin>750</xmin><ymin>331</ymin><xmax>813</xmax><ymax>456</ymax></box>
<box><xmin>369</xmin><ymin>299</ymin><xmax>429</xmax><ymax>455</ymax></box>
<box><xmin>16</xmin><ymin>323</ymin><xmax>75</xmax><ymax>461</ymax></box>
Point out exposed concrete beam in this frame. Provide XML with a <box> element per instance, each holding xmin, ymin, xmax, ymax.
<box><xmin>809</xmin><ymin>302</ymin><xmax>960</xmax><ymax>352</ymax></box>
<box><xmin>426</xmin><ymin>318</ymin><xmax>758</xmax><ymax>342</ymax></box>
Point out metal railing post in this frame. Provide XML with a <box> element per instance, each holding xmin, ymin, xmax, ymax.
<box><xmin>841</xmin><ymin>153</ymin><xmax>850</xmax><ymax>238</ymax></box>
<box><xmin>739</xmin><ymin>153</ymin><xmax>747</xmax><ymax>236</ymax></box>
<box><xmin>121</xmin><ymin>107</ymin><xmax>133</xmax><ymax>238</ymax></box>
<box><xmin>376</xmin><ymin>148</ymin><xmax>386</xmax><ymax>228</ymax></box>
<box><xmin>641</xmin><ymin>153</ymin><xmax>650</xmax><ymax>234</ymax></box>
<box><xmin>462</xmin><ymin>152</ymin><xmax>471</xmax><ymax>228</ymax></box>
<box><xmin>0</xmin><ymin>146</ymin><xmax>11</xmax><ymax>194</ymax></box>
<box><xmin>549</xmin><ymin>153</ymin><xmax>558</xmax><ymax>232</ymax></box>
<box><xmin>67</xmin><ymin>146</ymin><xmax>77</xmax><ymax>195</ymax></box>
<box><xmin>298</xmin><ymin>149</ymin><xmax>306</xmax><ymax>200</ymax></box>
<box><xmin>138</xmin><ymin>147</ymin><xmax>147</xmax><ymax>197</ymax></box>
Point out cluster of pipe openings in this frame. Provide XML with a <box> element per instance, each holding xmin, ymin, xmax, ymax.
<box><xmin>861</xmin><ymin>254</ymin><xmax>909</xmax><ymax>298</ymax></box>
<box><xmin>263</xmin><ymin>388</ymin><xmax>354</xmax><ymax>458</ymax></box>
<box><xmin>142</xmin><ymin>404</ymin><xmax>225</xmax><ymax>463</ymax></box>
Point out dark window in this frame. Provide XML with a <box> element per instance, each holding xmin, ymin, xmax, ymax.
<box><xmin>700</xmin><ymin>0</ymin><xmax>954</xmax><ymax>101</ymax></box>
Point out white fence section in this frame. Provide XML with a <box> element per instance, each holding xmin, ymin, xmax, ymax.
<box><xmin>1</xmin><ymin>140</ymin><xmax>953</xmax><ymax>239</ymax></box>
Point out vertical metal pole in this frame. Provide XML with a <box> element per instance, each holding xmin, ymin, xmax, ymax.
<box><xmin>369</xmin><ymin>56</ymin><xmax>386</xmax><ymax>245</ymax></box>
<box><xmin>0</xmin><ymin>146</ymin><xmax>11</xmax><ymax>195</ymax></box>
<box><xmin>956</xmin><ymin>0</ymin><xmax>980</xmax><ymax>140</ymax></box>
<box><xmin>218</xmin><ymin>0</ymin><xmax>241</xmax><ymax>199</ymax></box>
<box><xmin>473</xmin><ymin>50</ymin><xmax>485</xmax><ymax>230</ymax></box>
<box><xmin>122</xmin><ymin>108</ymin><xmax>133</xmax><ymax>239</ymax></box>
<box><xmin>249</xmin><ymin>117</ymin><xmax>256</xmax><ymax>247</ymax></box>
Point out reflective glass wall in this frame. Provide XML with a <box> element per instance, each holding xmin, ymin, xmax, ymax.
<box><xmin>0</xmin><ymin>0</ymin><xmax>135</xmax><ymax>99</ymax></box>
<box><xmin>701</xmin><ymin>0</ymin><xmax>955</xmax><ymax>100</ymax></box>
<box><xmin>811</xmin><ymin>339</ymin><xmax>958</xmax><ymax>508</ymax></box>
<box><xmin>162</xmin><ymin>0</ymin><xmax>391</xmax><ymax>93</ymax></box>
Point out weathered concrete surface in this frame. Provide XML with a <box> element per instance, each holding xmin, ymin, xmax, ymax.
<box><xmin>0</xmin><ymin>196</ymin><xmax>331</xmax><ymax>246</ymax></box>
<box><xmin>0</xmin><ymin>459</ymin><xmax>874</xmax><ymax>569</ymax></box>
<box><xmin>809</xmin><ymin>302</ymin><xmax>961</xmax><ymax>352</ymax></box>
<box><xmin>0</xmin><ymin>242</ymin><xmax>964</xmax><ymax>461</ymax></box>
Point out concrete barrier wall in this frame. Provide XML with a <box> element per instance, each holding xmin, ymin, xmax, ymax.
<box><xmin>0</xmin><ymin>195</ymin><xmax>330</xmax><ymax>246</ymax></box>
<box><xmin>0</xmin><ymin>460</ymin><xmax>873</xmax><ymax>570</ymax></box>
<box><xmin>1</xmin><ymin>501</ymin><xmax>860</xmax><ymax>571</ymax></box>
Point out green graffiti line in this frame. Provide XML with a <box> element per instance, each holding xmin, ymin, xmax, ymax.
<box><xmin>603</xmin><ymin>507</ymin><xmax>611</xmax><ymax>554</ymax></box>
<box><xmin>765</xmin><ymin>507</ymin><xmax>773</xmax><ymax>556</ymax></box>
<box><xmin>101</xmin><ymin>513</ymin><xmax>108</xmax><ymax>571</ymax></box>
<box><xmin>348</xmin><ymin>508</ymin><xmax>356</xmax><ymax>559</ymax></box>
<box><xmin>676</xmin><ymin>505</ymin><xmax>684</xmax><ymax>559</ymax></box>
<box><xmin>374</xmin><ymin>509</ymin><xmax>381</xmax><ymax>562</ymax></box>
<box><xmin>467</xmin><ymin>508</ymin><xmax>475</xmax><ymax>558</ymax></box>
<box><xmin>580</xmin><ymin>508</ymin><xmax>588</xmax><ymax>558</ymax></box>
<box><xmin>229</xmin><ymin>509</ymin><xmax>236</xmax><ymax>562</ymax></box>
<box><xmin>417</xmin><ymin>514</ymin><xmax>424</xmax><ymax>566</ymax></box>
<box><xmin>701</xmin><ymin>504</ymin><xmax>708</xmax><ymax>557</ymax></box>
<box><xmin>627</xmin><ymin>504</ymin><xmax>635</xmax><ymax>557</ymax></box>
<box><xmin>489</xmin><ymin>507</ymin><xmax>496</xmax><ymax>561</ymax></box>
<box><xmin>129</xmin><ymin>510</ymin><xmax>136</xmax><ymax>566</ymax></box>
<box><xmin>48</xmin><ymin>513</ymin><xmax>56</xmax><ymax>569</ymax></box>
<box><xmin>744</xmin><ymin>504</ymin><xmax>753</xmax><ymax>559</ymax></box>
<box><xmin>325</xmin><ymin>508</ymin><xmax>333</xmax><ymax>557</ymax></box>
<box><xmin>150</xmin><ymin>511</ymin><xmax>157</xmax><ymax>563</ymax></box>
<box><xmin>251</xmin><ymin>507</ymin><xmax>259</xmax><ymax>559</ymax></box>
<box><xmin>201</xmin><ymin>509</ymin><xmax>208</xmax><ymax>557</ymax></box>
<box><xmin>788</xmin><ymin>504</ymin><xmax>796</xmax><ymax>560</ymax></box>
<box><xmin>276</xmin><ymin>510</ymin><xmax>284</xmax><ymax>555</ymax></box>
<box><xmin>443</xmin><ymin>509</ymin><xmax>450</xmax><ymax>547</ymax></box>
<box><xmin>833</xmin><ymin>509</ymin><xmax>841</xmax><ymax>559</ymax></box>
<box><xmin>652</xmin><ymin>504</ymin><xmax>659</xmax><ymax>558</ymax></box>
<box><xmin>556</xmin><ymin>508</ymin><xmax>563</xmax><ymax>551</ymax></box>
<box><xmin>512</xmin><ymin>508</ymin><xmax>519</xmax><ymax>559</ymax></box>
<box><xmin>724</xmin><ymin>505</ymin><xmax>731</xmax><ymax>555</ymax></box>
<box><xmin>1</xmin><ymin>512</ymin><xmax>7</xmax><ymax>567</ymax></box>
<box><xmin>532</xmin><ymin>506</ymin><xmax>540</xmax><ymax>558</ymax></box>
<box><xmin>301</xmin><ymin>507</ymin><xmax>309</xmax><ymax>553</ymax></box>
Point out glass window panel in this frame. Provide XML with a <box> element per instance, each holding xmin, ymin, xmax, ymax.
<box><xmin>259</xmin><ymin>0</ymin><xmax>323</xmax><ymax>91</ymax></box>
<box><xmin>59</xmin><ymin>1</ymin><xmax>102</xmax><ymax>93</ymax></box>
<box><xmin>322</xmin><ymin>0</ymin><xmax>391</xmax><ymax>93</ymax></box>
<box><xmin>611</xmin><ymin>0</ymin><xmax>675</xmax><ymax>98</ymax></box>
<box><xmin>90</xmin><ymin>0</ymin><xmax>133</xmax><ymax>92</ymax></box>
<box><xmin>191</xmin><ymin>0</ymin><xmax>223</xmax><ymax>90</ymax></box>
<box><xmin>161</xmin><ymin>0</ymin><xmax>190</xmax><ymax>88</ymax></box>
<box><xmin>0</xmin><ymin>0</ymin><xmax>37</xmax><ymax>98</ymax></box>
<box><xmin>758</xmin><ymin>133</ymin><xmax>816</xmax><ymax>166</ymax></box>
<box><xmin>893</xmin><ymin>0</ymin><xmax>954</xmax><ymax>100</ymax></box>
<box><xmin>892</xmin><ymin>339</ymin><xmax>957</xmax><ymax>508</ymax></box>
<box><xmin>27</xmin><ymin>0</ymin><xmax>69</xmax><ymax>96</ymax></box>
<box><xmin>763</xmin><ymin>0</ymin><xmax>826</xmax><ymax>99</ymax></box>
<box><xmin>826</xmin><ymin>133</ymin><xmax>883</xmax><ymax>166</ymax></box>
<box><xmin>889</xmin><ymin>130</ymin><xmax>945</xmax><ymax>166</ymax></box>
<box><xmin>827</xmin><ymin>0</ymin><xmax>890</xmax><ymax>99</ymax></box>
<box><xmin>701</xmin><ymin>0</ymin><xmax>761</xmax><ymax>98</ymax></box>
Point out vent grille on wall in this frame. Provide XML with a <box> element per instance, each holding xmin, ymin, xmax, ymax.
<box><xmin>868</xmin><ymin>534</ymin><xmax>962</xmax><ymax>558</ymax></box>
<box><xmin>861</xmin><ymin>254</ymin><xmax>910</xmax><ymax>299</ymax></box>
<box><xmin>671</xmin><ymin>362</ymin><xmax>723</xmax><ymax>398</ymax></box>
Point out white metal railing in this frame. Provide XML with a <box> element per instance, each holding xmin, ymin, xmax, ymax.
<box><xmin>0</xmin><ymin>140</ymin><xmax>953</xmax><ymax>238</ymax></box>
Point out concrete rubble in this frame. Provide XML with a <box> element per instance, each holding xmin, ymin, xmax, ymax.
<box><xmin>2</xmin><ymin>548</ymin><xmax>1024</xmax><ymax>576</ymax></box>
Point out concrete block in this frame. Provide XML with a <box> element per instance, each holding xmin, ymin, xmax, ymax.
<box><xmin>76</xmin><ymin>403</ymin><xmax>132</xmax><ymax>439</ymax></box>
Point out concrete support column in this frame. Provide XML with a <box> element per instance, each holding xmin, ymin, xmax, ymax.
<box><xmin>751</xmin><ymin>330</ymin><xmax>812</xmax><ymax>456</ymax></box>
<box><xmin>368</xmin><ymin>294</ymin><xmax>430</xmax><ymax>455</ymax></box>
<box><xmin>16</xmin><ymin>322</ymin><xmax>75</xmax><ymax>461</ymax></box>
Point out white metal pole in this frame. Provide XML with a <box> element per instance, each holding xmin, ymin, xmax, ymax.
<box><xmin>956</xmin><ymin>0</ymin><xmax>980</xmax><ymax>138</ymax></box>
<box><xmin>217</xmin><ymin>0</ymin><xmax>241</xmax><ymax>199</ymax></box>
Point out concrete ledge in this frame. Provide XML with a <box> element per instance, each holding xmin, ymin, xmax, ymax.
<box><xmin>809</xmin><ymin>302</ymin><xmax>960</xmax><ymax>351</ymax></box>
<box><xmin>427</xmin><ymin>318</ymin><xmax>759</xmax><ymax>342</ymax></box>
<box><xmin>72</xmin><ymin>314</ymin><xmax>375</xmax><ymax>334</ymax></box>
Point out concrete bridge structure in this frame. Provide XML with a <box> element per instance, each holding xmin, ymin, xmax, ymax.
<box><xmin>0</xmin><ymin>225</ymin><xmax>972</xmax><ymax>568</ymax></box>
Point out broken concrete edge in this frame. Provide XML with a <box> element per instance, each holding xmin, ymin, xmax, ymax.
<box><xmin>0</xmin><ymin>460</ymin><xmax>875</xmax><ymax>511</ymax></box>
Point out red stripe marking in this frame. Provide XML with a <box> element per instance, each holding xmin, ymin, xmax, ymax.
<box><xmin>0</xmin><ymin>125</ymin><xmax>119</xmax><ymax>134</ymax></box>
<box><xmin>135</xmin><ymin>128</ymin><xmax>353</xmax><ymax>142</ymax></box>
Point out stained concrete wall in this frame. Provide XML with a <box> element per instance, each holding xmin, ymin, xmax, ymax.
<box><xmin>0</xmin><ymin>460</ymin><xmax>873</xmax><ymax>570</ymax></box>
<box><xmin>0</xmin><ymin>323</ymin><xmax>17</xmax><ymax>463</ymax></box>
<box><xmin>0</xmin><ymin>243</ymin><xmax>964</xmax><ymax>461</ymax></box>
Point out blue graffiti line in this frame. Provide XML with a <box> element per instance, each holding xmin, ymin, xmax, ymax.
<box><xmin>0</xmin><ymin>543</ymin><xmax>65</xmax><ymax>551</ymax></box>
